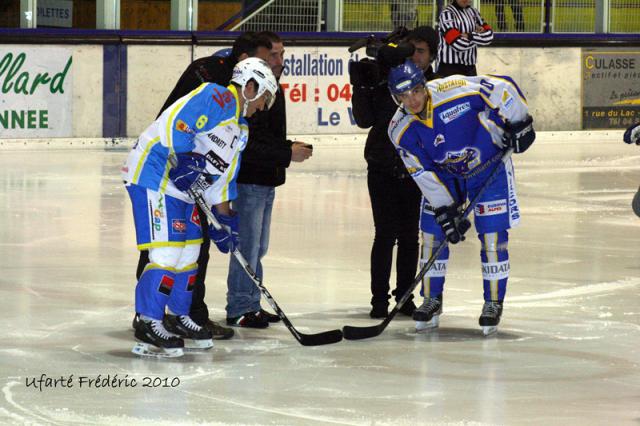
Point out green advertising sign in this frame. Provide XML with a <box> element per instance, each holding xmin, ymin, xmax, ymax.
<box><xmin>0</xmin><ymin>47</ymin><xmax>73</xmax><ymax>137</ymax></box>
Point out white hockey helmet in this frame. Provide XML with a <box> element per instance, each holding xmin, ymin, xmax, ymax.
<box><xmin>231</xmin><ymin>57</ymin><xmax>278</xmax><ymax>116</ymax></box>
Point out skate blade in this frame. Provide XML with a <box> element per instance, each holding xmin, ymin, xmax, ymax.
<box><xmin>415</xmin><ymin>316</ymin><xmax>439</xmax><ymax>333</ymax></box>
<box><xmin>482</xmin><ymin>325</ymin><xmax>498</xmax><ymax>336</ymax></box>
<box><xmin>184</xmin><ymin>339</ymin><xmax>214</xmax><ymax>351</ymax></box>
<box><xmin>132</xmin><ymin>342</ymin><xmax>184</xmax><ymax>358</ymax></box>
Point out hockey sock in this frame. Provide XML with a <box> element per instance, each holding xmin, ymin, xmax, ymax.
<box><xmin>479</xmin><ymin>231</ymin><xmax>509</xmax><ymax>301</ymax></box>
<box><xmin>420</xmin><ymin>233</ymin><xmax>449</xmax><ymax>298</ymax></box>
<box><xmin>135</xmin><ymin>264</ymin><xmax>176</xmax><ymax>320</ymax></box>
<box><xmin>167</xmin><ymin>263</ymin><xmax>198</xmax><ymax>316</ymax></box>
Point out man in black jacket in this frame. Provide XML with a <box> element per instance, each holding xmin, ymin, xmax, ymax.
<box><xmin>134</xmin><ymin>32</ymin><xmax>272</xmax><ymax>340</ymax></box>
<box><xmin>350</xmin><ymin>26</ymin><xmax>439</xmax><ymax>318</ymax></box>
<box><xmin>225</xmin><ymin>31</ymin><xmax>313</xmax><ymax>328</ymax></box>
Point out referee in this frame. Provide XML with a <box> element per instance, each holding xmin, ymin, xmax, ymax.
<box><xmin>437</xmin><ymin>0</ymin><xmax>493</xmax><ymax>77</ymax></box>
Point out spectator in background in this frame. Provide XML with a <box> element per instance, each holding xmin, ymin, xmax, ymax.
<box><xmin>391</xmin><ymin>0</ymin><xmax>418</xmax><ymax>29</ymax></box>
<box><xmin>495</xmin><ymin>0</ymin><xmax>525</xmax><ymax>32</ymax></box>
<box><xmin>133</xmin><ymin>32</ymin><xmax>272</xmax><ymax>341</ymax></box>
<box><xmin>349</xmin><ymin>26</ymin><xmax>439</xmax><ymax>319</ymax></box>
<box><xmin>225</xmin><ymin>31</ymin><xmax>313</xmax><ymax>328</ymax></box>
<box><xmin>437</xmin><ymin>0</ymin><xmax>493</xmax><ymax>77</ymax></box>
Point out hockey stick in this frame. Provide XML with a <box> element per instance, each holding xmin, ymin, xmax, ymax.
<box><xmin>343</xmin><ymin>149</ymin><xmax>514</xmax><ymax>340</ymax></box>
<box><xmin>187</xmin><ymin>188</ymin><xmax>343</xmax><ymax>346</ymax></box>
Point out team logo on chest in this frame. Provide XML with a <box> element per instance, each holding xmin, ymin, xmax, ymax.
<box><xmin>440</xmin><ymin>147</ymin><xmax>481</xmax><ymax>175</ymax></box>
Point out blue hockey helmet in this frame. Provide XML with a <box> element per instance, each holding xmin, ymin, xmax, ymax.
<box><xmin>388</xmin><ymin>59</ymin><xmax>426</xmax><ymax>101</ymax></box>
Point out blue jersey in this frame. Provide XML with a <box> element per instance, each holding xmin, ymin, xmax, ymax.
<box><xmin>388</xmin><ymin>74</ymin><xmax>529</xmax><ymax>208</ymax></box>
<box><xmin>122</xmin><ymin>83</ymin><xmax>248</xmax><ymax>207</ymax></box>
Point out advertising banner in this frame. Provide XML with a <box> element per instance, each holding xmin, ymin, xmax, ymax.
<box><xmin>280</xmin><ymin>46</ymin><xmax>365</xmax><ymax>135</ymax></box>
<box><xmin>0</xmin><ymin>46</ymin><xmax>73</xmax><ymax>138</ymax></box>
<box><xmin>582</xmin><ymin>48</ymin><xmax>640</xmax><ymax>129</ymax></box>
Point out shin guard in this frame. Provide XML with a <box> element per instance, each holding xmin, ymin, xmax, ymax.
<box><xmin>420</xmin><ymin>233</ymin><xmax>449</xmax><ymax>298</ymax></box>
<box><xmin>479</xmin><ymin>231</ymin><xmax>509</xmax><ymax>302</ymax></box>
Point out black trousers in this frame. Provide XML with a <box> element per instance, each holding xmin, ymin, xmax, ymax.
<box><xmin>437</xmin><ymin>63</ymin><xmax>477</xmax><ymax>78</ymax></box>
<box><xmin>367</xmin><ymin>171</ymin><xmax>421</xmax><ymax>308</ymax></box>
<box><xmin>136</xmin><ymin>204</ymin><xmax>211</xmax><ymax>325</ymax></box>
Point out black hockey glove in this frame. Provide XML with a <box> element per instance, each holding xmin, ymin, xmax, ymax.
<box><xmin>503</xmin><ymin>115</ymin><xmax>535</xmax><ymax>153</ymax></box>
<box><xmin>623</xmin><ymin>122</ymin><xmax>640</xmax><ymax>145</ymax></box>
<box><xmin>376</xmin><ymin>42</ymin><xmax>415</xmax><ymax>68</ymax></box>
<box><xmin>434</xmin><ymin>204</ymin><xmax>471</xmax><ymax>245</ymax></box>
<box><xmin>348</xmin><ymin>59</ymin><xmax>381</xmax><ymax>89</ymax></box>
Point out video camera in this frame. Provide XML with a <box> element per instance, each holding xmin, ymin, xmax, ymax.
<box><xmin>348</xmin><ymin>27</ymin><xmax>415</xmax><ymax>89</ymax></box>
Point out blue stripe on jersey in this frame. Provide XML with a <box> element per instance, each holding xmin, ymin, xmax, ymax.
<box><xmin>486</xmin><ymin>74</ymin><xmax>527</xmax><ymax>102</ymax></box>
<box><xmin>137</xmin><ymin>143</ymin><xmax>170</xmax><ymax>189</ymax></box>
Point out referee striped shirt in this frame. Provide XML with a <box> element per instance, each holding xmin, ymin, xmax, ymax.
<box><xmin>437</xmin><ymin>2</ymin><xmax>493</xmax><ymax>66</ymax></box>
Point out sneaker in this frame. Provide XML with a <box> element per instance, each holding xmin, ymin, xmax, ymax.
<box><xmin>398</xmin><ymin>299</ymin><xmax>416</xmax><ymax>316</ymax></box>
<box><xmin>257</xmin><ymin>308</ymin><xmax>281</xmax><ymax>323</ymax></box>
<box><xmin>369</xmin><ymin>305</ymin><xmax>388</xmax><ymax>319</ymax></box>
<box><xmin>226</xmin><ymin>311</ymin><xmax>269</xmax><ymax>328</ymax></box>
<box><xmin>204</xmin><ymin>319</ymin><xmax>234</xmax><ymax>340</ymax></box>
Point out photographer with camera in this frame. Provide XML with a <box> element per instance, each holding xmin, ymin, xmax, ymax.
<box><xmin>349</xmin><ymin>26</ymin><xmax>439</xmax><ymax>319</ymax></box>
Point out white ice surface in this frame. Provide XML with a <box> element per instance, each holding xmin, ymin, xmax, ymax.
<box><xmin>1</xmin><ymin>132</ymin><xmax>639</xmax><ymax>425</ymax></box>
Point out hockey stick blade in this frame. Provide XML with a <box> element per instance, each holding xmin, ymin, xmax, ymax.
<box><xmin>297</xmin><ymin>329</ymin><xmax>344</xmax><ymax>346</ymax></box>
<box><xmin>343</xmin><ymin>323</ymin><xmax>384</xmax><ymax>340</ymax></box>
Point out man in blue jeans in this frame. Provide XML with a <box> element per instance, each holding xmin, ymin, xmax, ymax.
<box><xmin>226</xmin><ymin>31</ymin><xmax>313</xmax><ymax>328</ymax></box>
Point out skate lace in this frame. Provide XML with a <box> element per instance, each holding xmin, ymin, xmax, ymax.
<box><xmin>419</xmin><ymin>298</ymin><xmax>441</xmax><ymax>312</ymax></box>
<box><xmin>150</xmin><ymin>320</ymin><xmax>174</xmax><ymax>339</ymax></box>
<box><xmin>179</xmin><ymin>316</ymin><xmax>202</xmax><ymax>332</ymax></box>
<box><xmin>482</xmin><ymin>302</ymin><xmax>500</xmax><ymax>316</ymax></box>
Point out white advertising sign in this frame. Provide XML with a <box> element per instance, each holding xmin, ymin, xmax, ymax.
<box><xmin>0</xmin><ymin>46</ymin><xmax>73</xmax><ymax>138</ymax></box>
<box><xmin>280</xmin><ymin>46</ymin><xmax>365</xmax><ymax>135</ymax></box>
<box><xmin>37</xmin><ymin>0</ymin><xmax>73</xmax><ymax>28</ymax></box>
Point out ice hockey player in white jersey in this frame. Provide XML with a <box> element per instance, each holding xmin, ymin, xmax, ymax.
<box><xmin>122</xmin><ymin>58</ymin><xmax>277</xmax><ymax>357</ymax></box>
<box><xmin>387</xmin><ymin>59</ymin><xmax>535</xmax><ymax>335</ymax></box>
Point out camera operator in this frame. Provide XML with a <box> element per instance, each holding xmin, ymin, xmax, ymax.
<box><xmin>349</xmin><ymin>26</ymin><xmax>439</xmax><ymax>318</ymax></box>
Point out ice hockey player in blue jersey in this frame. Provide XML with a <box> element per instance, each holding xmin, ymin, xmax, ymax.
<box><xmin>387</xmin><ymin>59</ymin><xmax>535</xmax><ymax>335</ymax></box>
<box><xmin>122</xmin><ymin>58</ymin><xmax>278</xmax><ymax>357</ymax></box>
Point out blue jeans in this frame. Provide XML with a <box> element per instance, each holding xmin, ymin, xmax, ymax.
<box><xmin>226</xmin><ymin>184</ymin><xmax>275</xmax><ymax>318</ymax></box>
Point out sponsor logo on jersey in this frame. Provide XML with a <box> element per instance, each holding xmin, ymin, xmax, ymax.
<box><xmin>152</xmin><ymin>195</ymin><xmax>165</xmax><ymax>232</ymax></box>
<box><xmin>439</xmin><ymin>102</ymin><xmax>471</xmax><ymax>124</ymax></box>
<box><xmin>475</xmin><ymin>199</ymin><xmax>507</xmax><ymax>216</ymax></box>
<box><xmin>434</xmin><ymin>133</ymin><xmax>446</xmax><ymax>146</ymax></box>
<box><xmin>172</xmin><ymin>219</ymin><xmax>186</xmax><ymax>233</ymax></box>
<box><xmin>175</xmin><ymin>119</ymin><xmax>194</xmax><ymax>134</ymax></box>
<box><xmin>481</xmin><ymin>261</ymin><xmax>510</xmax><ymax>280</ymax></box>
<box><xmin>190</xmin><ymin>206</ymin><xmax>201</xmax><ymax>226</ymax></box>
<box><xmin>212</xmin><ymin>88</ymin><xmax>234</xmax><ymax>108</ymax></box>
<box><xmin>207</xmin><ymin>133</ymin><xmax>227</xmax><ymax>148</ymax></box>
<box><xmin>425</xmin><ymin>260</ymin><xmax>447</xmax><ymax>277</ymax></box>
<box><xmin>502</xmin><ymin>90</ymin><xmax>514</xmax><ymax>110</ymax></box>
<box><xmin>206</xmin><ymin>151</ymin><xmax>230</xmax><ymax>173</ymax></box>
<box><xmin>436</xmin><ymin>79</ymin><xmax>467</xmax><ymax>92</ymax></box>
<box><xmin>158</xmin><ymin>275</ymin><xmax>175</xmax><ymax>295</ymax></box>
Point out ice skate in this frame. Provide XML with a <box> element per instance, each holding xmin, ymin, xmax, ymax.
<box><xmin>132</xmin><ymin>318</ymin><xmax>184</xmax><ymax>358</ymax></box>
<box><xmin>413</xmin><ymin>296</ymin><xmax>442</xmax><ymax>332</ymax></box>
<box><xmin>479</xmin><ymin>301</ymin><xmax>503</xmax><ymax>336</ymax></box>
<box><xmin>164</xmin><ymin>314</ymin><xmax>214</xmax><ymax>350</ymax></box>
